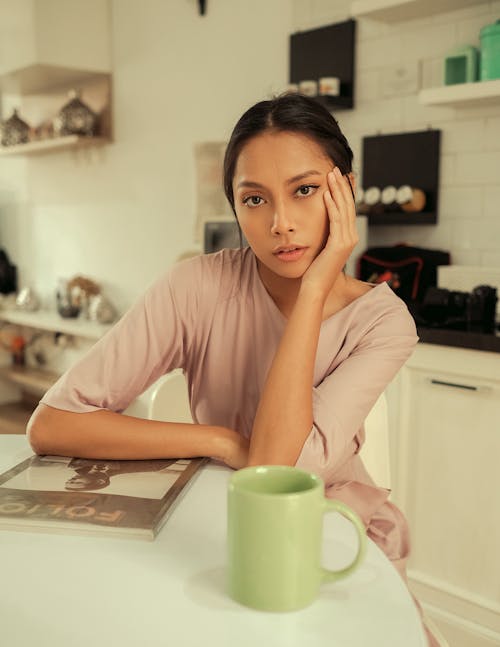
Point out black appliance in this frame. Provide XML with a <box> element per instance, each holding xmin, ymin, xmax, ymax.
<box><xmin>413</xmin><ymin>285</ymin><xmax>498</xmax><ymax>334</ymax></box>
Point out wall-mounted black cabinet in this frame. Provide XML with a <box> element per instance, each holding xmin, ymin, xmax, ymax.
<box><xmin>361</xmin><ymin>129</ymin><xmax>441</xmax><ymax>225</ymax></box>
<box><xmin>289</xmin><ymin>19</ymin><xmax>356</xmax><ymax>110</ymax></box>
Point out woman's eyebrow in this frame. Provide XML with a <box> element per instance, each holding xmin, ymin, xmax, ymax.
<box><xmin>236</xmin><ymin>170</ymin><xmax>323</xmax><ymax>190</ymax></box>
<box><xmin>286</xmin><ymin>170</ymin><xmax>323</xmax><ymax>185</ymax></box>
<box><xmin>236</xmin><ymin>180</ymin><xmax>263</xmax><ymax>190</ymax></box>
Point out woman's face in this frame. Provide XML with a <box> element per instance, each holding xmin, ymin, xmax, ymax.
<box><xmin>233</xmin><ymin>130</ymin><xmax>339</xmax><ymax>281</ymax></box>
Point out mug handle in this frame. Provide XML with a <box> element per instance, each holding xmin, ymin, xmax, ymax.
<box><xmin>321</xmin><ymin>499</ymin><xmax>367</xmax><ymax>582</ymax></box>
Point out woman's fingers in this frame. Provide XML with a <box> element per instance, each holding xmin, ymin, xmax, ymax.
<box><xmin>326</xmin><ymin>170</ymin><xmax>342</xmax><ymax>220</ymax></box>
<box><xmin>325</xmin><ymin>169</ymin><xmax>357</xmax><ymax>248</ymax></box>
<box><xmin>331</xmin><ymin>167</ymin><xmax>348</xmax><ymax>215</ymax></box>
<box><xmin>323</xmin><ymin>184</ymin><xmax>338</xmax><ymax>224</ymax></box>
<box><xmin>334</xmin><ymin>168</ymin><xmax>357</xmax><ymax>221</ymax></box>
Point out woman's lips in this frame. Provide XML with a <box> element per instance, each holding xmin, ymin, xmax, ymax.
<box><xmin>273</xmin><ymin>247</ymin><xmax>307</xmax><ymax>262</ymax></box>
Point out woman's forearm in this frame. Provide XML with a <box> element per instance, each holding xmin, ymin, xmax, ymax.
<box><xmin>248</xmin><ymin>287</ymin><xmax>324</xmax><ymax>466</ymax></box>
<box><xmin>247</xmin><ymin>170</ymin><xmax>357</xmax><ymax>466</ymax></box>
<box><xmin>27</xmin><ymin>404</ymin><xmax>247</xmax><ymax>468</ymax></box>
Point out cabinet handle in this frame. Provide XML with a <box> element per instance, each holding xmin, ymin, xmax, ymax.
<box><xmin>429</xmin><ymin>379</ymin><xmax>486</xmax><ymax>392</ymax></box>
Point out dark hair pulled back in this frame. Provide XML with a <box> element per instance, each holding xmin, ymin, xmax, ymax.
<box><xmin>223</xmin><ymin>92</ymin><xmax>354</xmax><ymax>216</ymax></box>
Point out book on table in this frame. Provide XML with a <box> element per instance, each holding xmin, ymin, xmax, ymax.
<box><xmin>0</xmin><ymin>454</ymin><xmax>207</xmax><ymax>540</ymax></box>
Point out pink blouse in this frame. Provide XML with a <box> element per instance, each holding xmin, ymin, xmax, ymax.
<box><xmin>42</xmin><ymin>247</ymin><xmax>419</xmax><ymax>564</ymax></box>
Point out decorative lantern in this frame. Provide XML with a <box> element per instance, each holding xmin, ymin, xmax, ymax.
<box><xmin>54</xmin><ymin>90</ymin><xmax>99</xmax><ymax>137</ymax></box>
<box><xmin>1</xmin><ymin>109</ymin><xmax>30</xmax><ymax>146</ymax></box>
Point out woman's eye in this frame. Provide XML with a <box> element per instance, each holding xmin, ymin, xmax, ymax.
<box><xmin>242</xmin><ymin>195</ymin><xmax>264</xmax><ymax>208</ymax></box>
<box><xmin>296</xmin><ymin>184</ymin><xmax>319</xmax><ymax>197</ymax></box>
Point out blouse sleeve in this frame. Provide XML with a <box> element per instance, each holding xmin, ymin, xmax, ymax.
<box><xmin>295</xmin><ymin>305</ymin><xmax>418</xmax><ymax>484</ymax></box>
<box><xmin>40</xmin><ymin>258</ymin><xmax>203</xmax><ymax>414</ymax></box>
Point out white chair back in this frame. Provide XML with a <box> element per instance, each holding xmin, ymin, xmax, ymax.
<box><xmin>147</xmin><ymin>370</ymin><xmax>193</xmax><ymax>423</ymax></box>
<box><xmin>360</xmin><ymin>392</ymin><xmax>391</xmax><ymax>489</ymax></box>
<box><xmin>123</xmin><ymin>370</ymin><xmax>192</xmax><ymax>423</ymax></box>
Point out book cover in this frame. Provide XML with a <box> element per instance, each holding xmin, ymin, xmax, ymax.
<box><xmin>0</xmin><ymin>454</ymin><xmax>207</xmax><ymax>540</ymax></box>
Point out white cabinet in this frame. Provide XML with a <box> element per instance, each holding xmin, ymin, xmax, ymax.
<box><xmin>390</xmin><ymin>343</ymin><xmax>500</xmax><ymax>646</ymax></box>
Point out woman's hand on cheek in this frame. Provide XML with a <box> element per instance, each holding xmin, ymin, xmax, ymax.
<box><xmin>301</xmin><ymin>167</ymin><xmax>359</xmax><ymax>298</ymax></box>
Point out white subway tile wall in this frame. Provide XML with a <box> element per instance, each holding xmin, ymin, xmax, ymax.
<box><xmin>292</xmin><ymin>0</ymin><xmax>500</xmax><ymax>268</ymax></box>
<box><xmin>483</xmin><ymin>186</ymin><xmax>500</xmax><ymax>216</ymax></box>
<box><xmin>440</xmin><ymin>119</ymin><xmax>485</xmax><ymax>153</ymax></box>
<box><xmin>484</xmin><ymin>115</ymin><xmax>500</xmax><ymax>150</ymax></box>
<box><xmin>439</xmin><ymin>186</ymin><xmax>482</xmax><ymax>219</ymax></box>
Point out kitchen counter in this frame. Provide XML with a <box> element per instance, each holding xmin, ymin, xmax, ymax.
<box><xmin>417</xmin><ymin>326</ymin><xmax>500</xmax><ymax>353</ymax></box>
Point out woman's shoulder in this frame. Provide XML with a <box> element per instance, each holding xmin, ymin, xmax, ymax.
<box><xmin>325</xmin><ymin>276</ymin><xmax>386</xmax><ymax>319</ymax></box>
<box><xmin>332</xmin><ymin>276</ymin><xmax>418</xmax><ymax>338</ymax></box>
<box><xmin>344</xmin><ymin>276</ymin><xmax>411</xmax><ymax>312</ymax></box>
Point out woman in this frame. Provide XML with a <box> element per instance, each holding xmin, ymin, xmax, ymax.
<box><xmin>28</xmin><ymin>93</ymin><xmax>434</xmax><ymax>643</ymax></box>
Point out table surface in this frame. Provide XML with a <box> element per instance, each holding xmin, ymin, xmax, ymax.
<box><xmin>0</xmin><ymin>436</ymin><xmax>427</xmax><ymax>647</ymax></box>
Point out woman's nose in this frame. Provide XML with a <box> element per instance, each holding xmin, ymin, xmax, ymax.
<box><xmin>270</xmin><ymin>204</ymin><xmax>295</xmax><ymax>235</ymax></box>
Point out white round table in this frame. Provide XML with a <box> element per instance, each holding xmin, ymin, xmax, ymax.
<box><xmin>0</xmin><ymin>435</ymin><xmax>427</xmax><ymax>647</ymax></box>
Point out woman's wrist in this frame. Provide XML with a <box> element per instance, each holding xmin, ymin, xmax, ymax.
<box><xmin>298</xmin><ymin>280</ymin><xmax>329</xmax><ymax>306</ymax></box>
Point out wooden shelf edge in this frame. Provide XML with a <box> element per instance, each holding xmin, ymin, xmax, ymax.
<box><xmin>0</xmin><ymin>135</ymin><xmax>110</xmax><ymax>157</ymax></box>
<box><xmin>351</xmin><ymin>0</ymin><xmax>485</xmax><ymax>22</ymax></box>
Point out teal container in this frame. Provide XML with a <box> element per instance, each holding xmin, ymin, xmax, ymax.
<box><xmin>444</xmin><ymin>45</ymin><xmax>479</xmax><ymax>84</ymax></box>
<box><xmin>480</xmin><ymin>19</ymin><xmax>500</xmax><ymax>80</ymax></box>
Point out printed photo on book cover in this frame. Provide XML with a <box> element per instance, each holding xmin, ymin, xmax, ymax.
<box><xmin>1</xmin><ymin>456</ymin><xmax>192</xmax><ymax>499</ymax></box>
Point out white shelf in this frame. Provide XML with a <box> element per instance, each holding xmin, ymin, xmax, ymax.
<box><xmin>418</xmin><ymin>79</ymin><xmax>500</xmax><ymax>107</ymax></box>
<box><xmin>0</xmin><ymin>310</ymin><xmax>113</xmax><ymax>341</ymax></box>
<box><xmin>351</xmin><ymin>0</ymin><xmax>487</xmax><ymax>22</ymax></box>
<box><xmin>0</xmin><ymin>135</ymin><xmax>109</xmax><ymax>157</ymax></box>
<box><xmin>0</xmin><ymin>64</ymin><xmax>109</xmax><ymax>95</ymax></box>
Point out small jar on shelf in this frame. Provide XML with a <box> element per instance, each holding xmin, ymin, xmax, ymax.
<box><xmin>364</xmin><ymin>186</ymin><xmax>383</xmax><ymax>216</ymax></box>
<box><xmin>381</xmin><ymin>185</ymin><xmax>398</xmax><ymax>212</ymax></box>
<box><xmin>396</xmin><ymin>185</ymin><xmax>426</xmax><ymax>212</ymax></box>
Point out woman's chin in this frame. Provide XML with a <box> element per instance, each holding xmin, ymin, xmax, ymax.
<box><xmin>258</xmin><ymin>258</ymin><xmax>309</xmax><ymax>283</ymax></box>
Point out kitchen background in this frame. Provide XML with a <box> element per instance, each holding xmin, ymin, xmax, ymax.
<box><xmin>0</xmin><ymin>2</ymin><xmax>500</xmax><ymax>647</ymax></box>
<box><xmin>1</xmin><ymin>0</ymin><xmax>499</xmax><ymax>313</ymax></box>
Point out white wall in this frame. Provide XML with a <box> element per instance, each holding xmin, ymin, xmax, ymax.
<box><xmin>0</xmin><ymin>0</ymin><xmax>291</xmax><ymax>313</ymax></box>
<box><xmin>294</xmin><ymin>0</ymin><xmax>500</xmax><ymax>269</ymax></box>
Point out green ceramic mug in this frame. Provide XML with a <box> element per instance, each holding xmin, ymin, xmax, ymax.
<box><xmin>227</xmin><ymin>465</ymin><xmax>367</xmax><ymax>612</ymax></box>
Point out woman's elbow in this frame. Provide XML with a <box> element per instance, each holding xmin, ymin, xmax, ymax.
<box><xmin>27</xmin><ymin>404</ymin><xmax>55</xmax><ymax>455</ymax></box>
